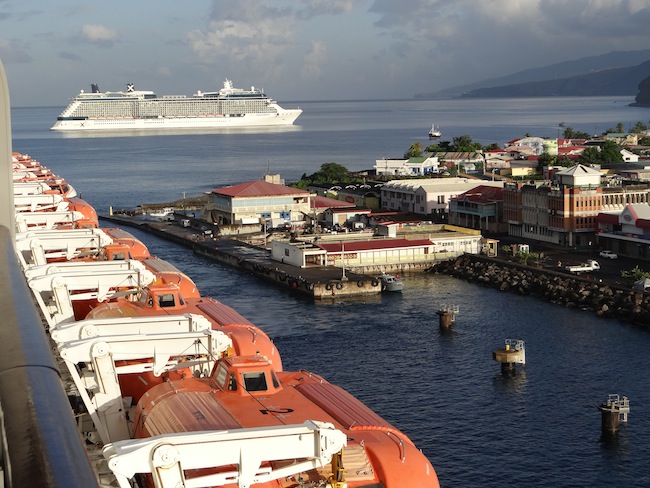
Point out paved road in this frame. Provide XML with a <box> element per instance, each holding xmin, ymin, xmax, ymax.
<box><xmin>486</xmin><ymin>233</ymin><xmax>643</xmax><ymax>288</ymax></box>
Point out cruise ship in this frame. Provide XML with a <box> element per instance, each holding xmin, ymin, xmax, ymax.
<box><xmin>50</xmin><ymin>79</ymin><xmax>302</xmax><ymax>131</ymax></box>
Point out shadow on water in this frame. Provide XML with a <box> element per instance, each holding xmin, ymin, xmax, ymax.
<box><xmin>599</xmin><ymin>427</ymin><xmax>630</xmax><ymax>460</ymax></box>
<box><xmin>492</xmin><ymin>368</ymin><xmax>528</xmax><ymax>394</ymax></box>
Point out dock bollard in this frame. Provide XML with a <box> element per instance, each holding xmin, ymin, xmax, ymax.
<box><xmin>597</xmin><ymin>394</ymin><xmax>630</xmax><ymax>433</ymax></box>
<box><xmin>492</xmin><ymin>339</ymin><xmax>525</xmax><ymax>374</ymax></box>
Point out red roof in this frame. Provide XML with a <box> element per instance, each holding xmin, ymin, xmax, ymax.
<box><xmin>312</xmin><ymin>195</ymin><xmax>354</xmax><ymax>209</ymax></box>
<box><xmin>329</xmin><ymin>207</ymin><xmax>371</xmax><ymax>214</ymax></box>
<box><xmin>596</xmin><ymin>213</ymin><xmax>619</xmax><ymax>224</ymax></box>
<box><xmin>453</xmin><ymin>185</ymin><xmax>504</xmax><ymax>204</ymax></box>
<box><xmin>317</xmin><ymin>238</ymin><xmax>432</xmax><ymax>253</ymax></box>
<box><xmin>213</xmin><ymin>180</ymin><xmax>310</xmax><ymax>197</ymax></box>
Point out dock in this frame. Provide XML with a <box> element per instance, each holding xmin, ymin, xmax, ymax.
<box><xmin>100</xmin><ymin>214</ymin><xmax>382</xmax><ymax>299</ymax></box>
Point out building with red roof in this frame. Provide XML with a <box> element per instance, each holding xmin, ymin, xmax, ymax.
<box><xmin>205</xmin><ymin>177</ymin><xmax>315</xmax><ymax>228</ymax></box>
<box><xmin>449</xmin><ymin>185</ymin><xmax>505</xmax><ymax>232</ymax></box>
<box><xmin>596</xmin><ymin>203</ymin><xmax>650</xmax><ymax>259</ymax></box>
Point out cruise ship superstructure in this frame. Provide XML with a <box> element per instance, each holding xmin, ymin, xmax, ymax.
<box><xmin>50</xmin><ymin>79</ymin><xmax>302</xmax><ymax>131</ymax></box>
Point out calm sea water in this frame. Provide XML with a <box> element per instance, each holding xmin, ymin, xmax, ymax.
<box><xmin>11</xmin><ymin>97</ymin><xmax>650</xmax><ymax>487</ymax></box>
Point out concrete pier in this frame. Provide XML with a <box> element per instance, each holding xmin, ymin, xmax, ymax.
<box><xmin>100</xmin><ymin>215</ymin><xmax>382</xmax><ymax>299</ymax></box>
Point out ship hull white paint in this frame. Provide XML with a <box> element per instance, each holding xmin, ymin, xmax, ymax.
<box><xmin>51</xmin><ymin>111</ymin><xmax>301</xmax><ymax>131</ymax></box>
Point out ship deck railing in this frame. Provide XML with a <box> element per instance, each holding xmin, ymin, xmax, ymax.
<box><xmin>1</xmin><ymin>59</ymin><xmax>99</xmax><ymax>487</ymax></box>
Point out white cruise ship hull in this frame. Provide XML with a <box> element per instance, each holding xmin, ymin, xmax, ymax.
<box><xmin>51</xmin><ymin>110</ymin><xmax>301</xmax><ymax>131</ymax></box>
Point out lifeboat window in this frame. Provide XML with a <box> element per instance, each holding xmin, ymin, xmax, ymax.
<box><xmin>214</xmin><ymin>365</ymin><xmax>228</xmax><ymax>389</ymax></box>
<box><xmin>271</xmin><ymin>370</ymin><xmax>280</xmax><ymax>388</ymax></box>
<box><xmin>242</xmin><ymin>372</ymin><xmax>267</xmax><ymax>392</ymax></box>
<box><xmin>111</xmin><ymin>251</ymin><xmax>126</xmax><ymax>260</ymax></box>
<box><xmin>158</xmin><ymin>293</ymin><xmax>176</xmax><ymax>308</ymax></box>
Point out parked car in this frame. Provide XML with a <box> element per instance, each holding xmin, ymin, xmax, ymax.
<box><xmin>599</xmin><ymin>250</ymin><xmax>618</xmax><ymax>259</ymax></box>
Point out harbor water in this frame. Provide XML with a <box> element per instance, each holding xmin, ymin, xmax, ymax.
<box><xmin>12</xmin><ymin>97</ymin><xmax>650</xmax><ymax>486</ymax></box>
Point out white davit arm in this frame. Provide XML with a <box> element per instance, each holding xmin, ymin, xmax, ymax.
<box><xmin>15</xmin><ymin>210</ymin><xmax>84</xmax><ymax>232</ymax></box>
<box><xmin>59</xmin><ymin>327</ymin><xmax>233</xmax><ymax>445</ymax></box>
<box><xmin>15</xmin><ymin>228</ymin><xmax>113</xmax><ymax>268</ymax></box>
<box><xmin>50</xmin><ymin>313</ymin><xmax>214</xmax><ymax>343</ymax></box>
<box><xmin>12</xmin><ymin>181</ymin><xmax>51</xmax><ymax>196</ymax></box>
<box><xmin>13</xmin><ymin>192</ymin><xmax>68</xmax><ymax>213</ymax></box>
<box><xmin>27</xmin><ymin>265</ymin><xmax>156</xmax><ymax>329</ymax></box>
<box><xmin>24</xmin><ymin>259</ymin><xmax>147</xmax><ymax>280</ymax></box>
<box><xmin>103</xmin><ymin>420</ymin><xmax>347</xmax><ymax>488</ymax></box>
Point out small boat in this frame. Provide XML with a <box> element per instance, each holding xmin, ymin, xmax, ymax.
<box><xmin>379</xmin><ymin>273</ymin><xmax>404</xmax><ymax>292</ymax></box>
<box><xmin>145</xmin><ymin>207</ymin><xmax>174</xmax><ymax>221</ymax></box>
<box><xmin>428</xmin><ymin>124</ymin><xmax>442</xmax><ymax>139</ymax></box>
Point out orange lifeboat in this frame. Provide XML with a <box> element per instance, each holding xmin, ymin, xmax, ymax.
<box><xmin>131</xmin><ymin>355</ymin><xmax>439</xmax><ymax>488</ymax></box>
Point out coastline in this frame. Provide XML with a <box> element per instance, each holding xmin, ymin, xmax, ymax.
<box><xmin>431</xmin><ymin>253</ymin><xmax>650</xmax><ymax>328</ymax></box>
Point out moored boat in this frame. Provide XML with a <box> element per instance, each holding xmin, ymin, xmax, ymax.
<box><xmin>379</xmin><ymin>272</ymin><xmax>404</xmax><ymax>292</ymax></box>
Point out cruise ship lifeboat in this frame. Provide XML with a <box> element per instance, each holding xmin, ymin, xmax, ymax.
<box><xmin>86</xmin><ymin>283</ymin><xmax>280</xmax><ymax>368</ymax></box>
<box><xmin>86</xmin><ymin>283</ymin><xmax>282</xmax><ymax>402</ymax></box>
<box><xmin>131</xmin><ymin>355</ymin><xmax>439</xmax><ymax>488</ymax></box>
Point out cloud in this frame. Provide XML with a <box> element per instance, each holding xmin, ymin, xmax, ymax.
<box><xmin>364</xmin><ymin>0</ymin><xmax>650</xmax><ymax>91</ymax></box>
<box><xmin>301</xmin><ymin>40</ymin><xmax>327</xmax><ymax>79</ymax></box>
<box><xmin>0</xmin><ymin>38</ymin><xmax>32</xmax><ymax>64</ymax></box>
<box><xmin>80</xmin><ymin>24</ymin><xmax>118</xmax><ymax>46</ymax></box>
<box><xmin>186</xmin><ymin>0</ymin><xmax>367</xmax><ymax>83</ymax></box>
<box><xmin>58</xmin><ymin>51</ymin><xmax>82</xmax><ymax>62</ymax></box>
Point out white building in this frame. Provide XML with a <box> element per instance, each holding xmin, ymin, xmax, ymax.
<box><xmin>205</xmin><ymin>178</ymin><xmax>314</xmax><ymax>227</ymax></box>
<box><xmin>374</xmin><ymin>152</ymin><xmax>440</xmax><ymax>176</ymax></box>
<box><xmin>271</xmin><ymin>235</ymin><xmax>482</xmax><ymax>268</ymax></box>
<box><xmin>381</xmin><ymin>178</ymin><xmax>504</xmax><ymax>218</ymax></box>
<box><xmin>554</xmin><ymin>163</ymin><xmax>601</xmax><ymax>187</ymax></box>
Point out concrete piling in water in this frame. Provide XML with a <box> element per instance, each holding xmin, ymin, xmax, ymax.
<box><xmin>598</xmin><ymin>394</ymin><xmax>630</xmax><ymax>434</ymax></box>
<box><xmin>436</xmin><ymin>304</ymin><xmax>459</xmax><ymax>329</ymax></box>
<box><xmin>493</xmin><ymin>339</ymin><xmax>526</xmax><ymax>375</ymax></box>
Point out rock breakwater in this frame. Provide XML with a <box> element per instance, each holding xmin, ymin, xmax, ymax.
<box><xmin>431</xmin><ymin>254</ymin><xmax>650</xmax><ymax>328</ymax></box>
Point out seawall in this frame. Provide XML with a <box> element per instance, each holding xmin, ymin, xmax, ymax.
<box><xmin>431</xmin><ymin>254</ymin><xmax>650</xmax><ymax>328</ymax></box>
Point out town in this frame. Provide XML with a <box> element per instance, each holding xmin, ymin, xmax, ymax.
<box><xmin>126</xmin><ymin>123</ymin><xmax>650</xmax><ymax>281</ymax></box>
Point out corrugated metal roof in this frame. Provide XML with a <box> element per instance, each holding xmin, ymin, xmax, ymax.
<box><xmin>312</xmin><ymin>195</ymin><xmax>354</xmax><ymax>209</ymax></box>
<box><xmin>316</xmin><ymin>238</ymin><xmax>432</xmax><ymax>253</ymax></box>
<box><xmin>213</xmin><ymin>180</ymin><xmax>311</xmax><ymax>197</ymax></box>
<box><xmin>453</xmin><ymin>185</ymin><xmax>504</xmax><ymax>204</ymax></box>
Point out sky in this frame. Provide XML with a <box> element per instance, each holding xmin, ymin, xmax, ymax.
<box><xmin>1</xmin><ymin>0</ymin><xmax>650</xmax><ymax>107</ymax></box>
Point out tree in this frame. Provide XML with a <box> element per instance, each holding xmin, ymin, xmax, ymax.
<box><xmin>578</xmin><ymin>147</ymin><xmax>602</xmax><ymax>165</ymax></box>
<box><xmin>452</xmin><ymin>134</ymin><xmax>482</xmax><ymax>152</ymax></box>
<box><xmin>426</xmin><ymin>141</ymin><xmax>452</xmax><ymax>152</ymax></box>
<box><xmin>291</xmin><ymin>162</ymin><xmax>353</xmax><ymax>188</ymax></box>
<box><xmin>630</xmin><ymin>121</ymin><xmax>649</xmax><ymax>133</ymax></box>
<box><xmin>314</xmin><ymin>162</ymin><xmax>350</xmax><ymax>182</ymax></box>
<box><xmin>404</xmin><ymin>142</ymin><xmax>423</xmax><ymax>158</ymax></box>
<box><xmin>563</xmin><ymin>127</ymin><xmax>591</xmax><ymax>139</ymax></box>
<box><xmin>536</xmin><ymin>152</ymin><xmax>555</xmax><ymax>172</ymax></box>
<box><xmin>604</xmin><ymin>122</ymin><xmax>625</xmax><ymax>134</ymax></box>
<box><xmin>600</xmin><ymin>140</ymin><xmax>624</xmax><ymax>163</ymax></box>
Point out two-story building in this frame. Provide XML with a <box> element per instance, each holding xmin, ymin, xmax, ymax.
<box><xmin>374</xmin><ymin>152</ymin><xmax>440</xmax><ymax>176</ymax></box>
<box><xmin>204</xmin><ymin>177</ymin><xmax>314</xmax><ymax>228</ymax></box>
<box><xmin>381</xmin><ymin>177</ymin><xmax>504</xmax><ymax>220</ymax></box>
<box><xmin>449</xmin><ymin>185</ymin><xmax>505</xmax><ymax>233</ymax></box>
